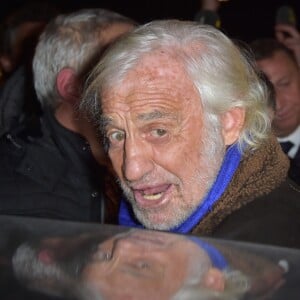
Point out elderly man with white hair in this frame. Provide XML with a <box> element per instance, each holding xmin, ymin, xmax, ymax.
<box><xmin>83</xmin><ymin>20</ymin><xmax>300</xmax><ymax>248</ymax></box>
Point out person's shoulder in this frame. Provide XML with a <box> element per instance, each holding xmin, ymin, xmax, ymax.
<box><xmin>237</xmin><ymin>179</ymin><xmax>300</xmax><ymax>215</ymax></box>
<box><xmin>0</xmin><ymin>120</ymin><xmax>54</xmax><ymax>164</ymax></box>
<box><xmin>0</xmin><ymin>132</ymin><xmax>25</xmax><ymax>155</ymax></box>
<box><xmin>212</xmin><ymin>179</ymin><xmax>300</xmax><ymax>248</ymax></box>
<box><xmin>263</xmin><ymin>178</ymin><xmax>300</xmax><ymax>202</ymax></box>
<box><xmin>0</xmin><ymin>123</ymin><xmax>66</xmax><ymax>191</ymax></box>
<box><xmin>0</xmin><ymin>132</ymin><xmax>26</xmax><ymax>180</ymax></box>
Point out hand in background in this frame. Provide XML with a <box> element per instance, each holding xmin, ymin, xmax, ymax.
<box><xmin>200</xmin><ymin>0</ymin><xmax>221</xmax><ymax>12</ymax></box>
<box><xmin>275</xmin><ymin>24</ymin><xmax>300</xmax><ymax>66</ymax></box>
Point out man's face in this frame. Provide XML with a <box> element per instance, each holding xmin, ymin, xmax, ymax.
<box><xmin>256</xmin><ymin>50</ymin><xmax>300</xmax><ymax>137</ymax></box>
<box><xmin>82</xmin><ymin>230</ymin><xmax>213</xmax><ymax>300</ymax></box>
<box><xmin>101</xmin><ymin>50</ymin><xmax>225</xmax><ymax>230</ymax></box>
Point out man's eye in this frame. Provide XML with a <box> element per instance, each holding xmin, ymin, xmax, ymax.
<box><xmin>109</xmin><ymin>131</ymin><xmax>125</xmax><ymax>142</ymax></box>
<box><xmin>136</xmin><ymin>261</ymin><xmax>150</xmax><ymax>269</ymax></box>
<box><xmin>277</xmin><ymin>81</ymin><xmax>290</xmax><ymax>88</ymax></box>
<box><xmin>152</xmin><ymin>129</ymin><xmax>167</xmax><ymax>137</ymax></box>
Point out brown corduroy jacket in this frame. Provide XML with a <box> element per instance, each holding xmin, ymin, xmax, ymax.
<box><xmin>191</xmin><ymin>135</ymin><xmax>300</xmax><ymax>249</ymax></box>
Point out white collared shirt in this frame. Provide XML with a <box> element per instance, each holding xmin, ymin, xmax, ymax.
<box><xmin>278</xmin><ymin>125</ymin><xmax>300</xmax><ymax>158</ymax></box>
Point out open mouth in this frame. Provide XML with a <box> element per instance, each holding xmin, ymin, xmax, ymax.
<box><xmin>133</xmin><ymin>184</ymin><xmax>172</xmax><ymax>208</ymax></box>
<box><xmin>143</xmin><ymin>192</ymin><xmax>163</xmax><ymax>200</ymax></box>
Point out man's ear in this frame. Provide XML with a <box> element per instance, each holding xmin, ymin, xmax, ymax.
<box><xmin>221</xmin><ymin>107</ymin><xmax>245</xmax><ymax>146</ymax></box>
<box><xmin>56</xmin><ymin>68</ymin><xmax>82</xmax><ymax>105</ymax></box>
<box><xmin>202</xmin><ymin>267</ymin><xmax>225</xmax><ymax>292</ymax></box>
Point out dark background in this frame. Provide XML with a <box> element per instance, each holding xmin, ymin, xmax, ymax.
<box><xmin>1</xmin><ymin>0</ymin><xmax>300</xmax><ymax>43</ymax></box>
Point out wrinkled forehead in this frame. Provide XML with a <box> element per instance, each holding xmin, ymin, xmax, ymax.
<box><xmin>131</xmin><ymin>49</ymin><xmax>186</xmax><ymax>78</ymax></box>
<box><xmin>101</xmin><ymin>49</ymin><xmax>197</xmax><ymax>103</ymax></box>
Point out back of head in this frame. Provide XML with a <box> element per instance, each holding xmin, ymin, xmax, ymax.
<box><xmin>84</xmin><ymin>20</ymin><xmax>271</xmax><ymax>152</ymax></box>
<box><xmin>33</xmin><ymin>8</ymin><xmax>135</xmax><ymax>109</ymax></box>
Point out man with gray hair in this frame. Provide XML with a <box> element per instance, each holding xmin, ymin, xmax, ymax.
<box><xmin>83</xmin><ymin>20</ymin><xmax>300</xmax><ymax>248</ymax></box>
<box><xmin>0</xmin><ymin>9</ymin><xmax>135</xmax><ymax>223</ymax></box>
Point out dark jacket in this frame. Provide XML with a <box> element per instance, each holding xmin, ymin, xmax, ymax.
<box><xmin>192</xmin><ymin>136</ymin><xmax>300</xmax><ymax>249</ymax></box>
<box><xmin>288</xmin><ymin>152</ymin><xmax>300</xmax><ymax>185</ymax></box>
<box><xmin>0</xmin><ymin>109</ymin><xmax>119</xmax><ymax>223</ymax></box>
<box><xmin>0</xmin><ymin>65</ymin><xmax>41</xmax><ymax>137</ymax></box>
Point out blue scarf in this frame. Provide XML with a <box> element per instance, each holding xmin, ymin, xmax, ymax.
<box><xmin>119</xmin><ymin>144</ymin><xmax>242</xmax><ymax>233</ymax></box>
<box><xmin>189</xmin><ymin>236</ymin><xmax>228</xmax><ymax>269</ymax></box>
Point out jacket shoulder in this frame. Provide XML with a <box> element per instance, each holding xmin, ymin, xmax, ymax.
<box><xmin>0</xmin><ymin>133</ymin><xmax>26</xmax><ymax>166</ymax></box>
<box><xmin>211</xmin><ymin>180</ymin><xmax>300</xmax><ymax>248</ymax></box>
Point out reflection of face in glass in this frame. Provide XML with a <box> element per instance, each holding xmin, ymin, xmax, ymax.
<box><xmin>81</xmin><ymin>230</ymin><xmax>221</xmax><ymax>300</ymax></box>
<box><xmin>12</xmin><ymin>228</ymin><xmax>286</xmax><ymax>300</ymax></box>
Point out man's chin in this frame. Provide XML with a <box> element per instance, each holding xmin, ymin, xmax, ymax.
<box><xmin>273</xmin><ymin>122</ymin><xmax>298</xmax><ymax>137</ymax></box>
<box><xmin>132</xmin><ymin>205</ymin><xmax>186</xmax><ymax>231</ymax></box>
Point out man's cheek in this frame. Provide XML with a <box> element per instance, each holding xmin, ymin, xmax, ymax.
<box><xmin>109</xmin><ymin>153</ymin><xmax>123</xmax><ymax>175</ymax></box>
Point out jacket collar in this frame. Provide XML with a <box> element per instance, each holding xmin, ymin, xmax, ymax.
<box><xmin>192</xmin><ymin>135</ymin><xmax>289</xmax><ymax>235</ymax></box>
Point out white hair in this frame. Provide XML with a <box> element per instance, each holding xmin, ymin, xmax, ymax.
<box><xmin>33</xmin><ymin>8</ymin><xmax>135</xmax><ymax>109</ymax></box>
<box><xmin>83</xmin><ymin>20</ymin><xmax>271</xmax><ymax>152</ymax></box>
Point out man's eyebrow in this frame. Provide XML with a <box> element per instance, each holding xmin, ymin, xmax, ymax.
<box><xmin>137</xmin><ymin>110</ymin><xmax>174</xmax><ymax>121</ymax></box>
<box><xmin>99</xmin><ymin>110</ymin><xmax>175</xmax><ymax>127</ymax></box>
<box><xmin>99</xmin><ymin>115</ymin><xmax>113</xmax><ymax>127</ymax></box>
<box><xmin>96</xmin><ymin>115</ymin><xmax>113</xmax><ymax>135</ymax></box>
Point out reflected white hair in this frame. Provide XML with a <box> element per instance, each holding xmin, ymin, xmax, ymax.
<box><xmin>12</xmin><ymin>243</ymin><xmax>70</xmax><ymax>296</ymax></box>
<box><xmin>83</xmin><ymin>20</ymin><xmax>271</xmax><ymax>152</ymax></box>
<box><xmin>12</xmin><ymin>243</ymin><xmax>90</xmax><ymax>299</ymax></box>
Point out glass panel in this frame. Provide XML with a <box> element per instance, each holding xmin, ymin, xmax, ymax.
<box><xmin>0</xmin><ymin>215</ymin><xmax>299</xmax><ymax>300</ymax></box>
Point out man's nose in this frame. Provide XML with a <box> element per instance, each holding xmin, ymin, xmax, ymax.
<box><xmin>275</xmin><ymin>92</ymin><xmax>285</xmax><ymax>111</ymax></box>
<box><xmin>122</xmin><ymin>137</ymin><xmax>153</xmax><ymax>182</ymax></box>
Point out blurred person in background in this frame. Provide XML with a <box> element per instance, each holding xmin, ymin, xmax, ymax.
<box><xmin>251</xmin><ymin>37</ymin><xmax>300</xmax><ymax>185</ymax></box>
<box><xmin>276</xmin><ymin>23</ymin><xmax>300</xmax><ymax>66</ymax></box>
<box><xmin>0</xmin><ymin>1</ymin><xmax>59</xmax><ymax>136</ymax></box>
<box><xmin>194</xmin><ymin>0</ymin><xmax>223</xmax><ymax>28</ymax></box>
<box><xmin>0</xmin><ymin>1</ymin><xmax>58</xmax><ymax>83</ymax></box>
<box><xmin>0</xmin><ymin>8</ymin><xmax>135</xmax><ymax>223</ymax></box>
<box><xmin>275</xmin><ymin>4</ymin><xmax>300</xmax><ymax>67</ymax></box>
